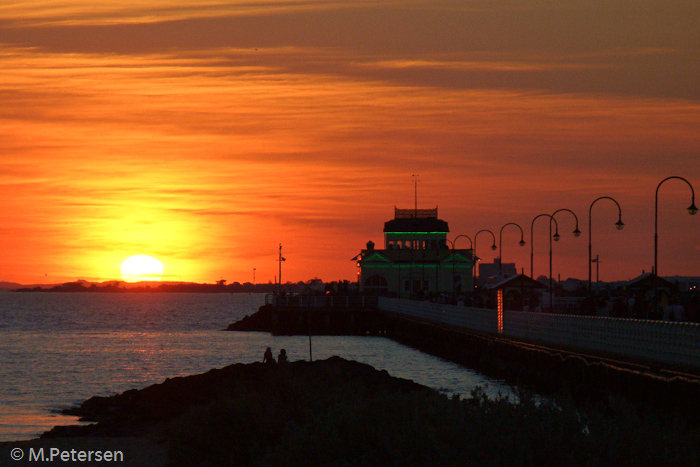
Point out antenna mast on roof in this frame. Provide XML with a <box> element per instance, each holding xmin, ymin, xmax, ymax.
<box><xmin>412</xmin><ymin>174</ymin><xmax>420</xmax><ymax>217</ymax></box>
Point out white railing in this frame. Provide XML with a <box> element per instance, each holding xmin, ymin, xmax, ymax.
<box><xmin>378</xmin><ymin>297</ymin><xmax>700</xmax><ymax>371</ymax></box>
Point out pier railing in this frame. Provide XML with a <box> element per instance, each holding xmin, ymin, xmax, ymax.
<box><xmin>378</xmin><ymin>297</ymin><xmax>700</xmax><ymax>372</ymax></box>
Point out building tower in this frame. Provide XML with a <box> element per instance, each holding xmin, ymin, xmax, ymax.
<box><xmin>356</xmin><ymin>207</ymin><xmax>474</xmax><ymax>298</ymax></box>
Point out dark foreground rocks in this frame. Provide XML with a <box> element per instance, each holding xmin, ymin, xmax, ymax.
<box><xmin>47</xmin><ymin>357</ymin><xmax>428</xmax><ymax>439</ymax></box>
<box><xmin>40</xmin><ymin>357</ymin><xmax>700</xmax><ymax>467</ymax></box>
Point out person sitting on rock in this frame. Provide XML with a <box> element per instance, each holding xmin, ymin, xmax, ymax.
<box><xmin>263</xmin><ymin>347</ymin><xmax>275</xmax><ymax>364</ymax></box>
<box><xmin>277</xmin><ymin>348</ymin><xmax>288</xmax><ymax>364</ymax></box>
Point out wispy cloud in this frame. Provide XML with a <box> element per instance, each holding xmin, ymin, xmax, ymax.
<box><xmin>0</xmin><ymin>1</ymin><xmax>699</xmax><ymax>283</ymax></box>
<box><xmin>0</xmin><ymin>0</ymin><xmax>362</xmax><ymax>26</ymax></box>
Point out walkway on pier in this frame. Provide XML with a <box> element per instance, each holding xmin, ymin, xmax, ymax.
<box><xmin>379</xmin><ymin>297</ymin><xmax>700</xmax><ymax>374</ymax></box>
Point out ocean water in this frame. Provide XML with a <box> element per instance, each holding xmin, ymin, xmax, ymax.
<box><xmin>0</xmin><ymin>292</ymin><xmax>510</xmax><ymax>442</ymax></box>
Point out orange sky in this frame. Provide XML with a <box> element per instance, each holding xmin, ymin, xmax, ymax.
<box><xmin>1</xmin><ymin>1</ymin><xmax>699</xmax><ymax>285</ymax></box>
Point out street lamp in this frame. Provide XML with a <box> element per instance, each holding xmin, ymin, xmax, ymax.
<box><xmin>474</xmin><ymin>229</ymin><xmax>497</xmax><ymax>289</ymax></box>
<box><xmin>552</xmin><ymin>209</ymin><xmax>581</xmax><ymax>238</ymax></box>
<box><xmin>588</xmin><ymin>197</ymin><xmax>624</xmax><ymax>293</ymax></box>
<box><xmin>450</xmin><ymin>235</ymin><xmax>473</xmax><ymax>294</ymax></box>
<box><xmin>453</xmin><ymin>234</ymin><xmax>474</xmax><ymax>250</ymax></box>
<box><xmin>550</xmin><ymin>209</ymin><xmax>580</xmax><ymax>311</ymax></box>
<box><xmin>530</xmin><ymin>214</ymin><xmax>559</xmax><ymax>279</ymax></box>
<box><xmin>654</xmin><ymin>176</ymin><xmax>698</xmax><ymax>277</ymax></box>
<box><xmin>499</xmin><ymin>223</ymin><xmax>526</xmax><ymax>276</ymax></box>
<box><xmin>530</xmin><ymin>214</ymin><xmax>559</xmax><ymax>313</ymax></box>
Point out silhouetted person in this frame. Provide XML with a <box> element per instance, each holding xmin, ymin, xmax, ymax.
<box><xmin>263</xmin><ymin>347</ymin><xmax>275</xmax><ymax>365</ymax></box>
<box><xmin>277</xmin><ymin>348</ymin><xmax>287</xmax><ymax>364</ymax></box>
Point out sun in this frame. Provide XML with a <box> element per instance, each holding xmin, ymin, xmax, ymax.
<box><xmin>120</xmin><ymin>255</ymin><xmax>164</xmax><ymax>282</ymax></box>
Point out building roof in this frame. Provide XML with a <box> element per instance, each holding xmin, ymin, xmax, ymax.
<box><xmin>488</xmin><ymin>274</ymin><xmax>549</xmax><ymax>290</ymax></box>
<box><xmin>394</xmin><ymin>207</ymin><xmax>438</xmax><ymax>219</ymax></box>
<box><xmin>359</xmin><ymin>248</ymin><xmax>473</xmax><ymax>264</ymax></box>
<box><xmin>384</xmin><ymin>217</ymin><xmax>449</xmax><ymax>233</ymax></box>
<box><xmin>383</xmin><ymin>206</ymin><xmax>449</xmax><ymax>233</ymax></box>
<box><xmin>625</xmin><ymin>272</ymin><xmax>675</xmax><ymax>289</ymax></box>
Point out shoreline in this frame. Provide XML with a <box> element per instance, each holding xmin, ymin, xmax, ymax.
<box><xmin>230</xmin><ymin>304</ymin><xmax>700</xmax><ymax>420</ymax></box>
<box><xmin>2</xmin><ymin>357</ymin><xmax>699</xmax><ymax>466</ymax></box>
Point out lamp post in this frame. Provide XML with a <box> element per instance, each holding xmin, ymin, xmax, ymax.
<box><xmin>588</xmin><ymin>197</ymin><xmax>624</xmax><ymax>293</ymax></box>
<box><xmin>530</xmin><ymin>214</ymin><xmax>559</xmax><ymax>279</ymax></box>
<box><xmin>451</xmin><ymin>235</ymin><xmax>473</xmax><ymax>294</ymax></box>
<box><xmin>591</xmin><ymin>255</ymin><xmax>600</xmax><ymax>287</ymax></box>
<box><xmin>654</xmin><ymin>176</ymin><xmax>698</xmax><ymax>277</ymax></box>
<box><xmin>474</xmin><ymin>230</ymin><xmax>497</xmax><ymax>290</ymax></box>
<box><xmin>530</xmin><ymin>214</ymin><xmax>559</xmax><ymax>312</ymax></box>
<box><xmin>453</xmin><ymin>234</ymin><xmax>473</xmax><ymax>252</ymax></box>
<box><xmin>446</xmin><ymin>239</ymin><xmax>454</xmax><ymax>295</ymax></box>
<box><xmin>278</xmin><ymin>243</ymin><xmax>284</xmax><ymax>294</ymax></box>
<box><xmin>499</xmin><ymin>223</ymin><xmax>526</xmax><ymax>276</ymax></box>
<box><xmin>550</xmin><ymin>209</ymin><xmax>581</xmax><ymax>312</ymax></box>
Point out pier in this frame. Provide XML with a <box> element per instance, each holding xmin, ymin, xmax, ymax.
<box><xmin>229</xmin><ymin>293</ymin><xmax>700</xmax><ymax>415</ymax></box>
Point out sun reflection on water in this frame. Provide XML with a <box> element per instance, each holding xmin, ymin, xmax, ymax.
<box><xmin>0</xmin><ymin>293</ymin><xmax>511</xmax><ymax>441</ymax></box>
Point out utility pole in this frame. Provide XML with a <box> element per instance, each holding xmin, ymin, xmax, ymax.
<box><xmin>591</xmin><ymin>255</ymin><xmax>600</xmax><ymax>290</ymax></box>
<box><xmin>412</xmin><ymin>174</ymin><xmax>420</xmax><ymax>216</ymax></box>
<box><xmin>278</xmin><ymin>244</ymin><xmax>285</xmax><ymax>293</ymax></box>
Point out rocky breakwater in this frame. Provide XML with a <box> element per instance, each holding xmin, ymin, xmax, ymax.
<box><xmin>226</xmin><ymin>303</ymin><xmax>388</xmax><ymax>335</ymax></box>
<box><xmin>225</xmin><ymin>303</ymin><xmax>274</xmax><ymax>332</ymax></box>
<box><xmin>47</xmin><ymin>357</ymin><xmax>428</xmax><ymax>439</ymax></box>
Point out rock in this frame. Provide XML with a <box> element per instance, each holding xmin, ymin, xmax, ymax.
<box><xmin>44</xmin><ymin>357</ymin><xmax>431</xmax><ymax>439</ymax></box>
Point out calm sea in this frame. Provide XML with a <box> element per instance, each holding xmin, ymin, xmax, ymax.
<box><xmin>0</xmin><ymin>292</ymin><xmax>509</xmax><ymax>442</ymax></box>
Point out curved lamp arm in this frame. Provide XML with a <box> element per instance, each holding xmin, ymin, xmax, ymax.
<box><xmin>499</xmin><ymin>222</ymin><xmax>525</xmax><ymax>275</ymax></box>
<box><xmin>588</xmin><ymin>196</ymin><xmax>624</xmax><ymax>291</ymax></box>
<box><xmin>655</xmin><ymin>176</ymin><xmax>698</xmax><ymax>276</ymax></box>
<box><xmin>551</xmin><ymin>208</ymin><xmax>581</xmax><ymax>239</ymax></box>
<box><xmin>530</xmin><ymin>214</ymin><xmax>559</xmax><ymax>278</ymax></box>
<box><xmin>475</xmin><ymin>229</ymin><xmax>497</xmax><ymax>252</ymax></box>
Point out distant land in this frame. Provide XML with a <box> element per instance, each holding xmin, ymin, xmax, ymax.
<box><xmin>3</xmin><ymin>278</ymin><xmax>354</xmax><ymax>294</ymax></box>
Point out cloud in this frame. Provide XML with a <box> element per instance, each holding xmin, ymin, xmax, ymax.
<box><xmin>1</xmin><ymin>1</ymin><xmax>699</xmax><ymax>283</ymax></box>
<box><xmin>0</xmin><ymin>0</ymin><xmax>357</xmax><ymax>26</ymax></box>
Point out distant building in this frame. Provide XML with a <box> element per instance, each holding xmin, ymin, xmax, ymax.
<box><xmin>664</xmin><ymin>276</ymin><xmax>700</xmax><ymax>292</ymax></box>
<box><xmin>355</xmin><ymin>207</ymin><xmax>475</xmax><ymax>297</ymax></box>
<box><xmin>560</xmin><ymin>277</ymin><xmax>588</xmax><ymax>293</ymax></box>
<box><xmin>486</xmin><ymin>274</ymin><xmax>548</xmax><ymax>311</ymax></box>
<box><xmin>625</xmin><ymin>272</ymin><xmax>676</xmax><ymax>298</ymax></box>
<box><xmin>476</xmin><ymin>258</ymin><xmax>517</xmax><ymax>288</ymax></box>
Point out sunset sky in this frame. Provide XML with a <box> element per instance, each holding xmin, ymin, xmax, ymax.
<box><xmin>1</xmin><ymin>1</ymin><xmax>699</xmax><ymax>285</ymax></box>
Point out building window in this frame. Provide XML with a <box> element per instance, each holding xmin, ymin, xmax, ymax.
<box><xmin>364</xmin><ymin>275</ymin><xmax>388</xmax><ymax>292</ymax></box>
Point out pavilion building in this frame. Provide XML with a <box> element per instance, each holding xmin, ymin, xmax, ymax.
<box><xmin>356</xmin><ymin>207</ymin><xmax>475</xmax><ymax>297</ymax></box>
